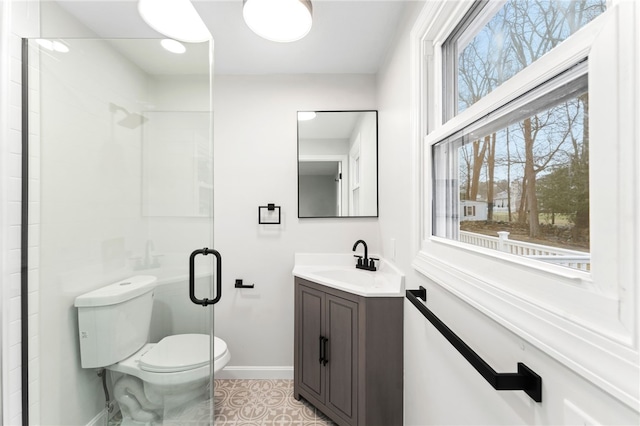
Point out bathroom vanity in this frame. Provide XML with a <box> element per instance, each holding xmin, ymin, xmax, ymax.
<box><xmin>293</xmin><ymin>254</ymin><xmax>404</xmax><ymax>426</ymax></box>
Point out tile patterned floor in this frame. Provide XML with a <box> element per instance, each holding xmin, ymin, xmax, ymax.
<box><xmin>108</xmin><ymin>379</ymin><xmax>337</xmax><ymax>425</ymax></box>
<box><xmin>214</xmin><ymin>379</ymin><xmax>337</xmax><ymax>426</ymax></box>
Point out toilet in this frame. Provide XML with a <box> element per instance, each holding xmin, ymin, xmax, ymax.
<box><xmin>75</xmin><ymin>275</ymin><xmax>230</xmax><ymax>425</ymax></box>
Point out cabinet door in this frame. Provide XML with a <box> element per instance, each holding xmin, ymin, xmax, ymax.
<box><xmin>297</xmin><ymin>284</ymin><xmax>325</xmax><ymax>403</ymax></box>
<box><xmin>325</xmin><ymin>294</ymin><xmax>358</xmax><ymax>424</ymax></box>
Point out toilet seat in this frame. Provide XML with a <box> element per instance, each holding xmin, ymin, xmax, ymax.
<box><xmin>140</xmin><ymin>334</ymin><xmax>229</xmax><ymax>373</ymax></box>
<box><xmin>108</xmin><ymin>334</ymin><xmax>230</xmax><ymax>386</ymax></box>
<box><xmin>141</xmin><ymin>334</ymin><xmax>209</xmax><ymax>372</ymax></box>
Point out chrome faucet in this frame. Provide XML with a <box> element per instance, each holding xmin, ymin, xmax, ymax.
<box><xmin>352</xmin><ymin>240</ymin><xmax>377</xmax><ymax>271</ymax></box>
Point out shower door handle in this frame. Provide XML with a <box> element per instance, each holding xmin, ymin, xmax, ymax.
<box><xmin>189</xmin><ymin>248</ymin><xmax>222</xmax><ymax>306</ymax></box>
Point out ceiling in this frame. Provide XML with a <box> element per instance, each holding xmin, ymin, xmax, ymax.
<box><xmin>51</xmin><ymin>0</ymin><xmax>413</xmax><ymax>75</ymax></box>
<box><xmin>298</xmin><ymin>111</ymin><xmax>364</xmax><ymax>139</ymax></box>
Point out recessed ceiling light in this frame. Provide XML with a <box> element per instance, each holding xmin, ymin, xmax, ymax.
<box><xmin>51</xmin><ymin>41</ymin><xmax>70</xmax><ymax>53</ymax></box>
<box><xmin>35</xmin><ymin>39</ymin><xmax>70</xmax><ymax>53</ymax></box>
<box><xmin>138</xmin><ymin>0</ymin><xmax>212</xmax><ymax>43</ymax></box>
<box><xmin>243</xmin><ymin>0</ymin><xmax>313</xmax><ymax>43</ymax></box>
<box><xmin>161</xmin><ymin>39</ymin><xmax>186</xmax><ymax>54</ymax></box>
<box><xmin>298</xmin><ymin>111</ymin><xmax>316</xmax><ymax>121</ymax></box>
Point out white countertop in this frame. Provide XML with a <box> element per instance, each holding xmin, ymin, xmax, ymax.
<box><xmin>292</xmin><ymin>253</ymin><xmax>405</xmax><ymax>297</ymax></box>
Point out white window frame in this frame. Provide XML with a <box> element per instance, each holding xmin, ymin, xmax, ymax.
<box><xmin>411</xmin><ymin>0</ymin><xmax>639</xmax><ymax>409</ymax></box>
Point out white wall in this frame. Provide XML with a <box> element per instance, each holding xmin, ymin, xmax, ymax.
<box><xmin>212</xmin><ymin>74</ymin><xmax>380</xmax><ymax>375</ymax></box>
<box><xmin>377</xmin><ymin>2</ymin><xmax>640</xmax><ymax>425</ymax></box>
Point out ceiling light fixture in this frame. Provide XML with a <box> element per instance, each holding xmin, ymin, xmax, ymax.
<box><xmin>161</xmin><ymin>39</ymin><xmax>186</xmax><ymax>54</ymax></box>
<box><xmin>36</xmin><ymin>39</ymin><xmax>70</xmax><ymax>53</ymax></box>
<box><xmin>138</xmin><ymin>0</ymin><xmax>212</xmax><ymax>43</ymax></box>
<box><xmin>243</xmin><ymin>0</ymin><xmax>313</xmax><ymax>43</ymax></box>
<box><xmin>297</xmin><ymin>111</ymin><xmax>316</xmax><ymax>121</ymax></box>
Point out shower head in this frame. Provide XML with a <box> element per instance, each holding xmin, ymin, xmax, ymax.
<box><xmin>109</xmin><ymin>102</ymin><xmax>148</xmax><ymax>129</ymax></box>
<box><xmin>117</xmin><ymin>113</ymin><xmax>148</xmax><ymax>129</ymax></box>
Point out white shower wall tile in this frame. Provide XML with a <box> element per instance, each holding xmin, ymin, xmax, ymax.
<box><xmin>10</xmin><ymin>33</ymin><xmax>21</xmax><ymax>58</ymax></box>
<box><xmin>8</xmin><ymin>248</ymin><xmax>20</xmax><ymax>273</ymax></box>
<box><xmin>28</xmin><ymin>401</ymin><xmax>40</xmax><ymax>425</ymax></box>
<box><xmin>8</xmin><ymin>128</ymin><xmax>21</xmax><ymax>154</ymax></box>
<box><xmin>27</xmin><ymin>133</ymin><xmax>38</xmax><ymax>157</ymax></box>
<box><xmin>9</xmin><ymin>105</ymin><xmax>21</xmax><ymax>131</ymax></box>
<box><xmin>8</xmin><ymin>343</ymin><xmax>21</xmax><ymax>370</ymax></box>
<box><xmin>8</xmin><ymin>224</ymin><xmax>19</xmax><ymax>246</ymax></box>
<box><xmin>28</xmin><ymin>201</ymin><xmax>39</xmax><ymax>224</ymax></box>
<box><xmin>9</xmin><ymin>365</ymin><xmax>20</xmax><ymax>393</ymax></box>
<box><xmin>8</xmin><ymin>200</ymin><xmax>21</xmax><ymax>226</ymax></box>
<box><xmin>28</xmin><ymin>223</ymin><xmax>39</xmax><ymax>247</ymax></box>
<box><xmin>27</xmin><ymin>269</ymin><xmax>38</xmax><ymax>292</ymax></box>
<box><xmin>29</xmin><ymin>155</ymin><xmax>40</xmax><ymax>179</ymax></box>
<box><xmin>9</xmin><ymin>319</ymin><xmax>21</xmax><ymax>347</ymax></box>
<box><xmin>28</xmin><ymin>356</ymin><xmax>39</xmax><ymax>382</ymax></box>
<box><xmin>8</xmin><ymin>272</ymin><xmax>20</xmax><ymax>298</ymax></box>
<box><xmin>3</xmin><ymin>10</ymin><xmax>41</xmax><ymax>423</ymax></box>
<box><xmin>10</xmin><ymin>398</ymin><xmax>22</xmax><ymax>425</ymax></box>
<box><xmin>28</xmin><ymin>87</ymin><xmax>39</xmax><ymax>115</ymax></box>
<box><xmin>10</xmin><ymin>414</ymin><xmax>22</xmax><ymax>426</ymax></box>
<box><xmin>27</xmin><ymin>246</ymin><xmax>39</xmax><ymax>269</ymax></box>
<box><xmin>9</xmin><ymin>295</ymin><xmax>20</xmax><ymax>321</ymax></box>
<box><xmin>9</xmin><ymin>80</ymin><xmax>21</xmax><ymax>107</ymax></box>
<box><xmin>28</xmin><ymin>178</ymin><xmax>39</xmax><ymax>202</ymax></box>
<box><xmin>28</xmin><ymin>334</ymin><xmax>38</xmax><ymax>361</ymax></box>
<box><xmin>27</xmin><ymin>379</ymin><xmax>39</xmax><ymax>406</ymax></box>
<box><xmin>8</xmin><ymin>176</ymin><xmax>21</xmax><ymax>201</ymax></box>
<box><xmin>10</xmin><ymin>56</ymin><xmax>21</xmax><ymax>83</ymax></box>
<box><xmin>27</xmin><ymin>292</ymin><xmax>37</xmax><ymax>317</ymax></box>
<box><xmin>27</xmin><ymin>31</ymin><xmax>42</xmax><ymax>425</ymax></box>
<box><xmin>28</xmin><ymin>111</ymin><xmax>39</xmax><ymax>136</ymax></box>
<box><xmin>8</xmin><ymin>151</ymin><xmax>20</xmax><ymax>177</ymax></box>
<box><xmin>27</xmin><ymin>313</ymin><xmax>38</xmax><ymax>339</ymax></box>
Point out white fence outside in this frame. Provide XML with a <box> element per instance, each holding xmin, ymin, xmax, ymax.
<box><xmin>459</xmin><ymin>231</ymin><xmax>591</xmax><ymax>271</ymax></box>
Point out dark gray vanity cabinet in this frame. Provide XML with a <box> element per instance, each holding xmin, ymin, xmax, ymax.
<box><xmin>294</xmin><ymin>277</ymin><xmax>403</xmax><ymax>426</ymax></box>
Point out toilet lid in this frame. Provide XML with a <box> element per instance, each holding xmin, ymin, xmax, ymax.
<box><xmin>140</xmin><ymin>334</ymin><xmax>226</xmax><ymax>373</ymax></box>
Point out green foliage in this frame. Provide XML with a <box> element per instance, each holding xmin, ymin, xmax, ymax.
<box><xmin>537</xmin><ymin>160</ymin><xmax>589</xmax><ymax>227</ymax></box>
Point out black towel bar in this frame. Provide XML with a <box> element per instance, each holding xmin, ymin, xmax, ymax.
<box><xmin>406</xmin><ymin>287</ymin><xmax>542</xmax><ymax>403</ymax></box>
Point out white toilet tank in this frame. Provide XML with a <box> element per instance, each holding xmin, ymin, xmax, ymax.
<box><xmin>75</xmin><ymin>275</ymin><xmax>157</xmax><ymax>368</ymax></box>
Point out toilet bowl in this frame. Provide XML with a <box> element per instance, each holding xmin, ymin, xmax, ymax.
<box><xmin>109</xmin><ymin>334</ymin><xmax>230</xmax><ymax>425</ymax></box>
<box><xmin>75</xmin><ymin>276</ymin><xmax>231</xmax><ymax>425</ymax></box>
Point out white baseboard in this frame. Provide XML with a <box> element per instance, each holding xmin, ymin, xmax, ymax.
<box><xmin>215</xmin><ymin>366</ymin><xmax>294</xmax><ymax>380</ymax></box>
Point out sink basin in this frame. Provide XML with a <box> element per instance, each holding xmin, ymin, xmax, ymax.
<box><xmin>292</xmin><ymin>253</ymin><xmax>405</xmax><ymax>297</ymax></box>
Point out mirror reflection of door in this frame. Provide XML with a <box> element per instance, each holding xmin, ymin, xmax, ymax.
<box><xmin>298</xmin><ymin>160</ymin><xmax>343</xmax><ymax>217</ymax></box>
<box><xmin>349</xmin><ymin>133</ymin><xmax>361</xmax><ymax>215</ymax></box>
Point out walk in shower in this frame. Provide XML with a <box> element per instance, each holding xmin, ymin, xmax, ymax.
<box><xmin>23</xmin><ymin>38</ymin><xmax>217</xmax><ymax>424</ymax></box>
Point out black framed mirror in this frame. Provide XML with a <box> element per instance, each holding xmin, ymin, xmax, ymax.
<box><xmin>297</xmin><ymin>110</ymin><xmax>378</xmax><ymax>218</ymax></box>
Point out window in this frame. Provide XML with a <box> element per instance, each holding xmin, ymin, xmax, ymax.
<box><xmin>412</xmin><ymin>0</ymin><xmax>639</xmax><ymax>409</ymax></box>
<box><xmin>436</xmin><ymin>0</ymin><xmax>603</xmax><ymax>271</ymax></box>
<box><xmin>434</xmin><ymin>67</ymin><xmax>590</xmax><ymax>271</ymax></box>
<box><xmin>444</xmin><ymin>0</ymin><xmax>605</xmax><ymax>118</ymax></box>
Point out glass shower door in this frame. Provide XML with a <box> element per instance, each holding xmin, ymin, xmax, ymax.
<box><xmin>27</xmin><ymin>38</ymin><xmax>217</xmax><ymax>425</ymax></box>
